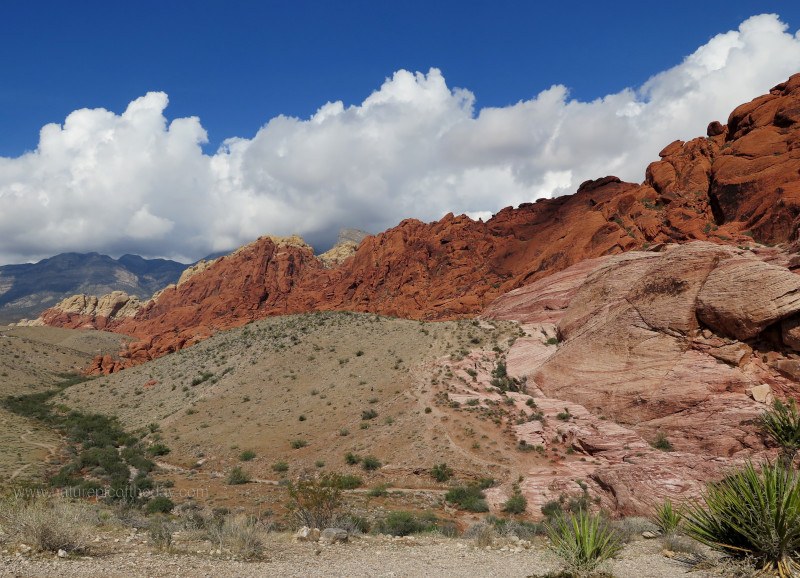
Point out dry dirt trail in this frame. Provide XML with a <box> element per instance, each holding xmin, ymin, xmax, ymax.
<box><xmin>9</xmin><ymin>429</ymin><xmax>59</xmax><ymax>481</ymax></box>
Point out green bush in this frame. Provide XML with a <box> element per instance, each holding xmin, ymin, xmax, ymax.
<box><xmin>290</xmin><ymin>439</ymin><xmax>308</xmax><ymax>449</ymax></box>
<box><xmin>368</xmin><ymin>483</ymin><xmax>390</xmax><ymax>497</ymax></box>
<box><xmin>650</xmin><ymin>432</ymin><xmax>674</xmax><ymax>452</ymax></box>
<box><xmin>502</xmin><ymin>488</ymin><xmax>527</xmax><ymax>515</ymax></box>
<box><xmin>227</xmin><ymin>466</ymin><xmax>251</xmax><ymax>485</ymax></box>
<box><xmin>684</xmin><ymin>460</ymin><xmax>800</xmax><ymax>577</ymax></box>
<box><xmin>146</xmin><ymin>443</ymin><xmax>171</xmax><ymax>457</ymax></box>
<box><xmin>239</xmin><ymin>450</ymin><xmax>256</xmax><ymax>462</ymax></box>
<box><xmin>375</xmin><ymin>511</ymin><xmax>437</xmax><ymax>536</ymax></box>
<box><xmin>541</xmin><ymin>499</ymin><xmax>564</xmax><ymax>520</ymax></box>
<box><xmin>446</xmin><ymin>485</ymin><xmax>489</xmax><ymax>513</ymax></box>
<box><xmin>546</xmin><ymin>510</ymin><xmax>622</xmax><ymax>576</ymax></box>
<box><xmin>321</xmin><ymin>473</ymin><xmax>362</xmax><ymax>490</ymax></box>
<box><xmin>361</xmin><ymin>408</ymin><xmax>378</xmax><ymax>420</ymax></box>
<box><xmin>361</xmin><ymin>456</ymin><xmax>382</xmax><ymax>471</ymax></box>
<box><xmin>430</xmin><ymin>463</ymin><xmax>453</xmax><ymax>483</ymax></box>
<box><xmin>271</xmin><ymin>461</ymin><xmax>288</xmax><ymax>472</ymax></box>
<box><xmin>145</xmin><ymin>495</ymin><xmax>175</xmax><ymax>514</ymax></box>
<box><xmin>344</xmin><ymin>452</ymin><xmax>362</xmax><ymax>465</ymax></box>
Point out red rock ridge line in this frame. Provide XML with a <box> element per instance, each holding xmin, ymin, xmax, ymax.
<box><xmin>35</xmin><ymin>72</ymin><xmax>800</xmax><ymax>373</ymax></box>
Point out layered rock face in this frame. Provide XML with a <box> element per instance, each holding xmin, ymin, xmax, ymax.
<box><xmin>482</xmin><ymin>241</ymin><xmax>800</xmax><ymax>515</ymax></box>
<box><xmin>35</xmin><ymin>73</ymin><xmax>800</xmax><ymax>373</ymax></box>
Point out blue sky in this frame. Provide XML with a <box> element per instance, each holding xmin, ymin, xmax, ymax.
<box><xmin>1</xmin><ymin>2</ymin><xmax>799</xmax><ymax>264</ymax></box>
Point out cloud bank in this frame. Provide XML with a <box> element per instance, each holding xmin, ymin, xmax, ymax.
<box><xmin>1</xmin><ymin>14</ymin><xmax>799</xmax><ymax>265</ymax></box>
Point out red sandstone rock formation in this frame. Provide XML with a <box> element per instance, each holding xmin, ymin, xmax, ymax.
<box><xmin>34</xmin><ymin>73</ymin><xmax>800</xmax><ymax>373</ymax></box>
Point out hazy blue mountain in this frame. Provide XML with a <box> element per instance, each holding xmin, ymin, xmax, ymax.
<box><xmin>0</xmin><ymin>252</ymin><xmax>188</xmax><ymax>325</ymax></box>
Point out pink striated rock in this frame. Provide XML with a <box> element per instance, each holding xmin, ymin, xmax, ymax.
<box><xmin>480</xmin><ymin>240</ymin><xmax>800</xmax><ymax>517</ymax></box>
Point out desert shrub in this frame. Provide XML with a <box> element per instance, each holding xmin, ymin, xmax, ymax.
<box><xmin>502</xmin><ymin>487</ymin><xmax>528</xmax><ymax>515</ymax></box>
<box><xmin>652</xmin><ymin>498</ymin><xmax>683</xmax><ymax>536</ymax></box>
<box><xmin>368</xmin><ymin>483</ymin><xmax>390</xmax><ymax>497</ymax></box>
<box><xmin>361</xmin><ymin>408</ymin><xmax>378</xmax><ymax>420</ymax></box>
<box><xmin>205</xmin><ymin>514</ymin><xmax>263</xmax><ymax>559</ymax></box>
<box><xmin>492</xmin><ymin>517</ymin><xmax>544</xmax><ymax>539</ymax></box>
<box><xmin>465</xmin><ymin>521</ymin><xmax>496</xmax><ymax>547</ymax></box>
<box><xmin>446</xmin><ymin>485</ymin><xmax>489</xmax><ymax>513</ymax></box>
<box><xmin>567</xmin><ymin>487</ymin><xmax>592</xmax><ymax>514</ymax></box>
<box><xmin>684</xmin><ymin>460</ymin><xmax>800</xmax><ymax>577</ymax></box>
<box><xmin>177</xmin><ymin>503</ymin><xmax>208</xmax><ymax>531</ymax></box>
<box><xmin>320</xmin><ymin>473</ymin><xmax>362</xmax><ymax>490</ymax></box>
<box><xmin>759</xmin><ymin>398</ymin><xmax>800</xmax><ymax>467</ymax></box>
<box><xmin>609</xmin><ymin>516</ymin><xmax>657</xmax><ymax>543</ymax></box>
<box><xmin>121</xmin><ymin>447</ymin><xmax>155</xmax><ymax>473</ymax></box>
<box><xmin>290</xmin><ymin>439</ymin><xmax>308</xmax><ymax>449</ymax></box>
<box><xmin>0</xmin><ymin>497</ymin><xmax>90</xmax><ymax>553</ymax></box>
<box><xmin>286</xmin><ymin>477</ymin><xmax>342</xmax><ymax>529</ymax></box>
<box><xmin>333</xmin><ymin>514</ymin><xmax>369</xmax><ymax>534</ymax></box>
<box><xmin>145</xmin><ymin>495</ymin><xmax>175</xmax><ymax>515</ymax></box>
<box><xmin>239</xmin><ymin>450</ymin><xmax>256</xmax><ymax>462</ymax></box>
<box><xmin>222</xmin><ymin>515</ymin><xmax>263</xmax><ymax>559</ymax></box>
<box><xmin>271</xmin><ymin>461</ymin><xmax>289</xmax><ymax>472</ymax></box>
<box><xmin>344</xmin><ymin>452</ymin><xmax>362</xmax><ymax>465</ymax></box>
<box><xmin>541</xmin><ymin>499</ymin><xmax>564</xmax><ymax>520</ymax></box>
<box><xmin>546</xmin><ymin>510</ymin><xmax>622</xmax><ymax>577</ymax></box>
<box><xmin>651</xmin><ymin>432</ymin><xmax>673</xmax><ymax>452</ymax></box>
<box><xmin>227</xmin><ymin>466</ymin><xmax>251</xmax><ymax>485</ymax></box>
<box><xmin>361</xmin><ymin>455</ymin><xmax>382</xmax><ymax>471</ymax></box>
<box><xmin>148</xmin><ymin>514</ymin><xmax>174</xmax><ymax>550</ymax></box>
<box><xmin>375</xmin><ymin>510</ymin><xmax>437</xmax><ymax>536</ymax></box>
<box><xmin>430</xmin><ymin>463</ymin><xmax>453</xmax><ymax>482</ymax></box>
<box><xmin>146</xmin><ymin>442</ymin><xmax>171</xmax><ymax>457</ymax></box>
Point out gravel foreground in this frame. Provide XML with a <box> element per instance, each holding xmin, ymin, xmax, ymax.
<box><xmin>0</xmin><ymin>533</ymin><xmax>726</xmax><ymax>578</ymax></box>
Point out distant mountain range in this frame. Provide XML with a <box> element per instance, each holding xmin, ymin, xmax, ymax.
<box><xmin>0</xmin><ymin>252</ymin><xmax>188</xmax><ymax>325</ymax></box>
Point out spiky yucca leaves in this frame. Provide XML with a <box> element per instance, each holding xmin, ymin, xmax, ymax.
<box><xmin>759</xmin><ymin>398</ymin><xmax>800</xmax><ymax>468</ymax></box>
<box><xmin>684</xmin><ymin>460</ymin><xmax>800</xmax><ymax>578</ymax></box>
<box><xmin>652</xmin><ymin>498</ymin><xmax>684</xmax><ymax>536</ymax></box>
<box><xmin>546</xmin><ymin>510</ymin><xmax>622</xmax><ymax>577</ymax></box>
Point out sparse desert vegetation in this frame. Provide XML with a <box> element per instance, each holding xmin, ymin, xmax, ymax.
<box><xmin>2</xmin><ymin>319</ymin><xmax>800</xmax><ymax>576</ymax></box>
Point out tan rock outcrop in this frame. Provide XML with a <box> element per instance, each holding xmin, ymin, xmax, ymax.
<box><xmin>30</xmin><ymin>291</ymin><xmax>144</xmax><ymax>330</ymax></box>
<box><xmin>318</xmin><ymin>241</ymin><xmax>358</xmax><ymax>267</ymax></box>
<box><xmin>177</xmin><ymin>260</ymin><xmax>218</xmax><ymax>287</ymax></box>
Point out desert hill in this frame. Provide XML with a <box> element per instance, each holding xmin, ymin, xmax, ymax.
<box><xmin>45</xmin><ymin>239</ymin><xmax>800</xmax><ymax>519</ymax></box>
<box><xmin>31</xmin><ymin>73</ymin><xmax>800</xmax><ymax>375</ymax></box>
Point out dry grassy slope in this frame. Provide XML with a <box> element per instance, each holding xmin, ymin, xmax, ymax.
<box><xmin>0</xmin><ymin>326</ymin><xmax>132</xmax><ymax>482</ymax></box>
<box><xmin>57</xmin><ymin>312</ymin><xmax>537</xmax><ymax>490</ymax></box>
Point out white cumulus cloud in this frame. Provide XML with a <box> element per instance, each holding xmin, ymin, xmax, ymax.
<box><xmin>0</xmin><ymin>14</ymin><xmax>798</xmax><ymax>265</ymax></box>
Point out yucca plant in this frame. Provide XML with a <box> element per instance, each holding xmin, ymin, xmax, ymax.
<box><xmin>652</xmin><ymin>497</ymin><xmax>684</xmax><ymax>536</ymax></box>
<box><xmin>759</xmin><ymin>398</ymin><xmax>800</xmax><ymax>468</ymax></box>
<box><xmin>546</xmin><ymin>509</ymin><xmax>622</xmax><ymax>577</ymax></box>
<box><xmin>684</xmin><ymin>460</ymin><xmax>800</xmax><ymax>578</ymax></box>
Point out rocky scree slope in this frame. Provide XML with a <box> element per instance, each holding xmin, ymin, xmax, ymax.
<box><xmin>34</xmin><ymin>73</ymin><xmax>800</xmax><ymax>373</ymax></box>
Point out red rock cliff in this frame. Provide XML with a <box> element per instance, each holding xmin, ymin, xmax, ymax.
<box><xmin>36</xmin><ymin>73</ymin><xmax>800</xmax><ymax>373</ymax></box>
